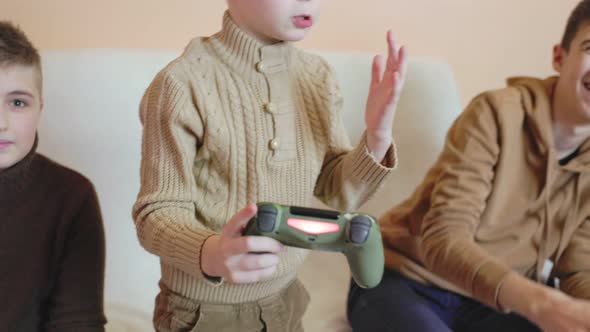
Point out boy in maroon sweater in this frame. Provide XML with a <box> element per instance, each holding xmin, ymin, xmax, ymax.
<box><xmin>0</xmin><ymin>21</ymin><xmax>106</xmax><ymax>331</ymax></box>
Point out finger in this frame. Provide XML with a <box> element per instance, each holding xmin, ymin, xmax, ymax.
<box><xmin>228</xmin><ymin>266</ymin><xmax>277</xmax><ymax>284</ymax></box>
<box><xmin>397</xmin><ymin>45</ymin><xmax>408</xmax><ymax>83</ymax></box>
<box><xmin>371</xmin><ymin>54</ymin><xmax>386</xmax><ymax>87</ymax></box>
<box><xmin>386</xmin><ymin>30</ymin><xmax>398</xmax><ymax>72</ymax></box>
<box><xmin>389</xmin><ymin>71</ymin><xmax>402</xmax><ymax>104</ymax></box>
<box><xmin>227</xmin><ymin>235</ymin><xmax>284</xmax><ymax>255</ymax></box>
<box><xmin>385</xmin><ymin>46</ymin><xmax>408</xmax><ymax>90</ymax></box>
<box><xmin>222</xmin><ymin>203</ymin><xmax>258</xmax><ymax>238</ymax></box>
<box><xmin>237</xmin><ymin>253</ymin><xmax>280</xmax><ymax>271</ymax></box>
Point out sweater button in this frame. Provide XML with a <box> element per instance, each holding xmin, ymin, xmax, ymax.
<box><xmin>256</xmin><ymin>61</ymin><xmax>266</xmax><ymax>73</ymax></box>
<box><xmin>269</xmin><ymin>138</ymin><xmax>280</xmax><ymax>150</ymax></box>
<box><xmin>264</xmin><ymin>103</ymin><xmax>277</xmax><ymax>114</ymax></box>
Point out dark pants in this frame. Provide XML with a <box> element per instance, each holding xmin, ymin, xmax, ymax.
<box><xmin>347</xmin><ymin>269</ymin><xmax>541</xmax><ymax>332</ymax></box>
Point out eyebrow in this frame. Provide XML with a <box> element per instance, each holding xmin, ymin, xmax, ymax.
<box><xmin>7</xmin><ymin>90</ymin><xmax>35</xmax><ymax>98</ymax></box>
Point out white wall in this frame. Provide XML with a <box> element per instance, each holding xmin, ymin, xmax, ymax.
<box><xmin>1</xmin><ymin>0</ymin><xmax>580</xmax><ymax>105</ymax></box>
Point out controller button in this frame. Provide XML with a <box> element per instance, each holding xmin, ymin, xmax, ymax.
<box><xmin>258</xmin><ymin>204</ymin><xmax>278</xmax><ymax>215</ymax></box>
<box><xmin>257</xmin><ymin>205</ymin><xmax>278</xmax><ymax>232</ymax></box>
<box><xmin>349</xmin><ymin>215</ymin><xmax>372</xmax><ymax>244</ymax></box>
<box><xmin>258</xmin><ymin>215</ymin><xmax>275</xmax><ymax>232</ymax></box>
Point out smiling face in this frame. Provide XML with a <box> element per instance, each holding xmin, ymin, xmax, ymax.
<box><xmin>553</xmin><ymin>23</ymin><xmax>590</xmax><ymax>126</ymax></box>
<box><xmin>227</xmin><ymin>0</ymin><xmax>321</xmax><ymax>44</ymax></box>
<box><xmin>0</xmin><ymin>64</ymin><xmax>42</xmax><ymax>170</ymax></box>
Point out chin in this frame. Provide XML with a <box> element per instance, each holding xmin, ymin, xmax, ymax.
<box><xmin>0</xmin><ymin>160</ymin><xmax>16</xmax><ymax>170</ymax></box>
<box><xmin>280</xmin><ymin>31</ymin><xmax>308</xmax><ymax>42</ymax></box>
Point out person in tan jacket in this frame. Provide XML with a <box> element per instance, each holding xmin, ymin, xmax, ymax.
<box><xmin>348</xmin><ymin>1</ymin><xmax>590</xmax><ymax>331</ymax></box>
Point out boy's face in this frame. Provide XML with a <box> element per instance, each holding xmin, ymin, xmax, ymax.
<box><xmin>228</xmin><ymin>0</ymin><xmax>321</xmax><ymax>44</ymax></box>
<box><xmin>0</xmin><ymin>65</ymin><xmax>42</xmax><ymax>170</ymax></box>
<box><xmin>553</xmin><ymin>23</ymin><xmax>590</xmax><ymax>125</ymax></box>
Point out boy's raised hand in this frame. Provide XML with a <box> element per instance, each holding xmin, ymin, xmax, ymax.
<box><xmin>364</xmin><ymin>30</ymin><xmax>407</xmax><ymax>162</ymax></box>
<box><xmin>201</xmin><ymin>204</ymin><xmax>284</xmax><ymax>283</ymax></box>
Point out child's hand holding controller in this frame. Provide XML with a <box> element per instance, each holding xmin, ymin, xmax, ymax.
<box><xmin>201</xmin><ymin>204</ymin><xmax>284</xmax><ymax>283</ymax></box>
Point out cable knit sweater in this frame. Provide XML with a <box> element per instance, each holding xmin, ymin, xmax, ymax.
<box><xmin>132</xmin><ymin>13</ymin><xmax>396</xmax><ymax>304</ymax></box>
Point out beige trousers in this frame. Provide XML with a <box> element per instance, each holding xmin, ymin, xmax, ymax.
<box><xmin>153</xmin><ymin>279</ymin><xmax>310</xmax><ymax>332</ymax></box>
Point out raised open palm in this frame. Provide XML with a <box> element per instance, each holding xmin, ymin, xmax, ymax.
<box><xmin>365</xmin><ymin>30</ymin><xmax>407</xmax><ymax>144</ymax></box>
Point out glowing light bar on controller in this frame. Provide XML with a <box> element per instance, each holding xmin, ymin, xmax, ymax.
<box><xmin>287</xmin><ymin>218</ymin><xmax>340</xmax><ymax>235</ymax></box>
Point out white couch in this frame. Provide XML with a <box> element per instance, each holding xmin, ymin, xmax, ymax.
<box><xmin>38</xmin><ymin>49</ymin><xmax>461</xmax><ymax>331</ymax></box>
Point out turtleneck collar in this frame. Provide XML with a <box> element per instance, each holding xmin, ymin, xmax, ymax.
<box><xmin>209</xmin><ymin>11</ymin><xmax>294</xmax><ymax>80</ymax></box>
<box><xmin>0</xmin><ymin>137</ymin><xmax>40</xmax><ymax>200</ymax></box>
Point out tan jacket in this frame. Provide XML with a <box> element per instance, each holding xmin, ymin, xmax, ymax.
<box><xmin>381</xmin><ymin>76</ymin><xmax>590</xmax><ymax>309</ymax></box>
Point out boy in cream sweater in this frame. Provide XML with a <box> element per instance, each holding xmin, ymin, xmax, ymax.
<box><xmin>133</xmin><ymin>0</ymin><xmax>406</xmax><ymax>330</ymax></box>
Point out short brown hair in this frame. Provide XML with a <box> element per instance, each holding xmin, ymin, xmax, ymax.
<box><xmin>561</xmin><ymin>0</ymin><xmax>590</xmax><ymax>51</ymax></box>
<box><xmin>0</xmin><ymin>21</ymin><xmax>42</xmax><ymax>91</ymax></box>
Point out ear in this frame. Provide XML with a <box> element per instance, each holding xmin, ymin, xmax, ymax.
<box><xmin>39</xmin><ymin>97</ymin><xmax>44</xmax><ymax>113</ymax></box>
<box><xmin>553</xmin><ymin>44</ymin><xmax>566</xmax><ymax>73</ymax></box>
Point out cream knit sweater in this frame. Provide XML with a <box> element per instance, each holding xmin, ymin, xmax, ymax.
<box><xmin>133</xmin><ymin>13</ymin><xmax>396</xmax><ymax>304</ymax></box>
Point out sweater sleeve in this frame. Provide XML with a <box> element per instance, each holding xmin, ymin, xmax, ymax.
<box><xmin>419</xmin><ymin>94</ymin><xmax>513</xmax><ymax>310</ymax></box>
<box><xmin>313</xmin><ymin>60</ymin><xmax>397</xmax><ymax>211</ymax></box>
<box><xmin>45</xmin><ymin>184</ymin><xmax>106</xmax><ymax>332</ymax></box>
<box><xmin>132</xmin><ymin>70</ymin><xmax>218</xmax><ymax>280</ymax></box>
<box><xmin>554</xmin><ymin>218</ymin><xmax>590</xmax><ymax>300</ymax></box>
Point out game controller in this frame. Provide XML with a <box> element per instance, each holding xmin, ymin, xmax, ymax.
<box><xmin>243</xmin><ymin>202</ymin><xmax>384</xmax><ymax>288</ymax></box>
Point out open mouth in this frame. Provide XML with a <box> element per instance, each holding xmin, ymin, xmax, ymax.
<box><xmin>584</xmin><ymin>81</ymin><xmax>590</xmax><ymax>91</ymax></box>
<box><xmin>293</xmin><ymin>15</ymin><xmax>313</xmax><ymax>29</ymax></box>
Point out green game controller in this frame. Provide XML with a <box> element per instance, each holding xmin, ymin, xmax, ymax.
<box><xmin>243</xmin><ymin>202</ymin><xmax>384</xmax><ymax>288</ymax></box>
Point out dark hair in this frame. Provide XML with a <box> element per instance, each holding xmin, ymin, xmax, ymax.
<box><xmin>0</xmin><ymin>21</ymin><xmax>42</xmax><ymax>90</ymax></box>
<box><xmin>561</xmin><ymin>0</ymin><xmax>590</xmax><ymax>51</ymax></box>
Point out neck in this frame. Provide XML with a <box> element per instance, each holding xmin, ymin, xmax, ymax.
<box><xmin>227</xmin><ymin>11</ymin><xmax>279</xmax><ymax>46</ymax></box>
<box><xmin>552</xmin><ymin>89</ymin><xmax>590</xmax><ymax>158</ymax></box>
<box><xmin>0</xmin><ymin>138</ymin><xmax>39</xmax><ymax>200</ymax></box>
<box><xmin>211</xmin><ymin>12</ymin><xmax>293</xmax><ymax>80</ymax></box>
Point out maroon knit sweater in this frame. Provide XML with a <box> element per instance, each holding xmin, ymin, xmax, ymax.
<box><xmin>0</xmin><ymin>144</ymin><xmax>106</xmax><ymax>331</ymax></box>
